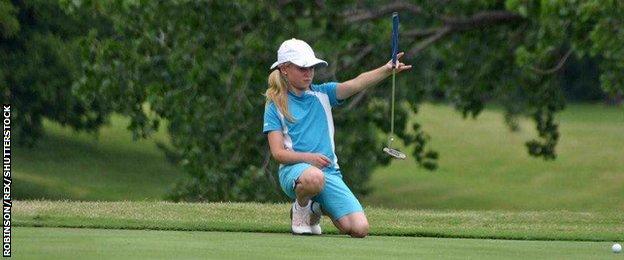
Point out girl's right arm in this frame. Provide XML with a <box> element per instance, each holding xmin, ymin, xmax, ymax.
<box><xmin>267</xmin><ymin>131</ymin><xmax>331</xmax><ymax>169</ymax></box>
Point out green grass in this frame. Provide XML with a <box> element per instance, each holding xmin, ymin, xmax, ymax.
<box><xmin>14</xmin><ymin>115</ymin><xmax>186</xmax><ymax>201</ymax></box>
<box><xmin>15</xmin><ymin>200</ymin><xmax>624</xmax><ymax>241</ymax></box>
<box><xmin>14</xmin><ymin>105</ymin><xmax>623</xmax><ymax>259</ymax></box>
<box><xmin>364</xmin><ymin>104</ymin><xmax>624</xmax><ymax>211</ymax></box>
<box><xmin>14</xmin><ymin>104</ymin><xmax>624</xmax><ymax>212</ymax></box>
<box><xmin>16</xmin><ymin>227</ymin><xmax>620</xmax><ymax>259</ymax></box>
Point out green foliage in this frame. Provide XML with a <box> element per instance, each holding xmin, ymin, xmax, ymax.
<box><xmin>69</xmin><ymin>1</ymin><xmax>421</xmax><ymax>201</ymax></box>
<box><xmin>560</xmin><ymin>57</ymin><xmax>604</xmax><ymax>102</ymax></box>
<box><xmin>0</xmin><ymin>1</ymin><xmax>20</xmax><ymax>38</ymax></box>
<box><xmin>64</xmin><ymin>1</ymin><xmax>622</xmax><ymax>202</ymax></box>
<box><xmin>502</xmin><ymin>0</ymin><xmax>623</xmax><ymax>157</ymax></box>
<box><xmin>0</xmin><ymin>0</ymin><xmax>112</xmax><ymax>145</ymax></box>
<box><xmin>409</xmin><ymin>0</ymin><xmax>622</xmax><ymax>160</ymax></box>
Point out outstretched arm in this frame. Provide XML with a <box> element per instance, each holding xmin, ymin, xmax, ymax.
<box><xmin>336</xmin><ymin>52</ymin><xmax>412</xmax><ymax>100</ymax></box>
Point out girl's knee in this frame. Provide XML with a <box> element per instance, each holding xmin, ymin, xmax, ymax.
<box><xmin>299</xmin><ymin>167</ymin><xmax>325</xmax><ymax>192</ymax></box>
<box><xmin>349</xmin><ymin>221</ymin><xmax>369</xmax><ymax>238</ymax></box>
<box><xmin>335</xmin><ymin>221</ymin><xmax>351</xmax><ymax>234</ymax></box>
<box><xmin>336</xmin><ymin>213</ymin><xmax>369</xmax><ymax>238</ymax></box>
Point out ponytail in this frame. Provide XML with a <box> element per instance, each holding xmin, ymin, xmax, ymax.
<box><xmin>265</xmin><ymin>69</ymin><xmax>295</xmax><ymax>122</ymax></box>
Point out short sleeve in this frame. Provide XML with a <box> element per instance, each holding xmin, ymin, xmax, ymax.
<box><xmin>313</xmin><ymin>82</ymin><xmax>343</xmax><ymax>107</ymax></box>
<box><xmin>263</xmin><ymin>102</ymin><xmax>282</xmax><ymax>134</ymax></box>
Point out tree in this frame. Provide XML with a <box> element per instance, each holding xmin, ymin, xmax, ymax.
<box><xmin>67</xmin><ymin>0</ymin><xmax>623</xmax><ymax>202</ymax></box>
<box><xmin>0</xmin><ymin>0</ymin><xmax>112</xmax><ymax>145</ymax></box>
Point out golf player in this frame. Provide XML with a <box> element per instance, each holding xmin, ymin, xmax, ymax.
<box><xmin>263</xmin><ymin>38</ymin><xmax>411</xmax><ymax>237</ymax></box>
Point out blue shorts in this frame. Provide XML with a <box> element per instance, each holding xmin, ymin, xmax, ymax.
<box><xmin>279</xmin><ymin>163</ymin><xmax>363</xmax><ymax>221</ymax></box>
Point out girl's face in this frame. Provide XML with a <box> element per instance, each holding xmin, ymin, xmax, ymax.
<box><xmin>280</xmin><ymin>63</ymin><xmax>315</xmax><ymax>91</ymax></box>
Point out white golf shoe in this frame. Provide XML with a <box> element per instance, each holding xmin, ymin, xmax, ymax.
<box><xmin>290</xmin><ymin>201</ymin><xmax>312</xmax><ymax>235</ymax></box>
<box><xmin>310</xmin><ymin>201</ymin><xmax>322</xmax><ymax>235</ymax></box>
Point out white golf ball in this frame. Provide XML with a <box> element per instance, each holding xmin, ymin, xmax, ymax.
<box><xmin>613</xmin><ymin>243</ymin><xmax>622</xmax><ymax>253</ymax></box>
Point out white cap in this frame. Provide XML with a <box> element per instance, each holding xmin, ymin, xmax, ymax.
<box><xmin>270</xmin><ymin>38</ymin><xmax>328</xmax><ymax>70</ymax></box>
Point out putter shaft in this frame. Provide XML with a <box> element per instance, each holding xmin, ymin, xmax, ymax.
<box><xmin>390</xmin><ymin>68</ymin><xmax>396</xmax><ymax>146</ymax></box>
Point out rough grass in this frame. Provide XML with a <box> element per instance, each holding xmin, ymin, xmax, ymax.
<box><xmin>15</xmin><ymin>200</ymin><xmax>624</xmax><ymax>242</ymax></box>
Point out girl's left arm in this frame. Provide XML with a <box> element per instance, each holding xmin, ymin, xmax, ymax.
<box><xmin>337</xmin><ymin>52</ymin><xmax>411</xmax><ymax>100</ymax></box>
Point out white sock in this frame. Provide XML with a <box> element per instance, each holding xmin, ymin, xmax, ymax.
<box><xmin>295</xmin><ymin>200</ymin><xmax>310</xmax><ymax>210</ymax></box>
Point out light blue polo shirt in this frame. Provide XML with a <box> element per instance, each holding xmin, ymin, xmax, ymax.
<box><xmin>263</xmin><ymin>82</ymin><xmax>342</xmax><ymax>169</ymax></box>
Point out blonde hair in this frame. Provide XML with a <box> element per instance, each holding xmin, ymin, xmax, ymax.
<box><xmin>265</xmin><ymin>68</ymin><xmax>295</xmax><ymax>122</ymax></box>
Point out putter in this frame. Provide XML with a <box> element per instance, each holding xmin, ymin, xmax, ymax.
<box><xmin>383</xmin><ymin>12</ymin><xmax>407</xmax><ymax>160</ymax></box>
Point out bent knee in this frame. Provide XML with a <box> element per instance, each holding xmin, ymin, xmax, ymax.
<box><xmin>350</xmin><ymin>231</ymin><xmax>368</xmax><ymax>238</ymax></box>
<box><xmin>309</xmin><ymin>170</ymin><xmax>325</xmax><ymax>189</ymax></box>
<box><xmin>349</xmin><ymin>223</ymin><xmax>369</xmax><ymax>238</ymax></box>
<box><xmin>301</xmin><ymin>168</ymin><xmax>325</xmax><ymax>191</ymax></box>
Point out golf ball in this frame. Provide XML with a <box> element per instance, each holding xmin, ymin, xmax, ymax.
<box><xmin>613</xmin><ymin>243</ymin><xmax>622</xmax><ymax>253</ymax></box>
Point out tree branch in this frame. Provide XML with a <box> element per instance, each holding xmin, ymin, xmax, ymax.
<box><xmin>403</xmin><ymin>27</ymin><xmax>441</xmax><ymax>38</ymax></box>
<box><xmin>346</xmin><ymin>10</ymin><xmax>524</xmax><ymax>110</ymax></box>
<box><xmin>440</xmin><ymin>11</ymin><xmax>524</xmax><ymax>31</ymax></box>
<box><xmin>314</xmin><ymin>0</ymin><xmax>325</xmax><ymax>9</ymax></box>
<box><xmin>404</xmin><ymin>11</ymin><xmax>523</xmax><ymax>38</ymax></box>
<box><xmin>346</xmin><ymin>90</ymin><xmax>367</xmax><ymax>110</ymax></box>
<box><xmin>319</xmin><ymin>45</ymin><xmax>374</xmax><ymax>80</ymax></box>
<box><xmin>404</xmin><ymin>11</ymin><xmax>523</xmax><ymax>57</ymax></box>
<box><xmin>341</xmin><ymin>45</ymin><xmax>375</xmax><ymax>70</ymax></box>
<box><xmin>530</xmin><ymin>48</ymin><xmax>573</xmax><ymax>75</ymax></box>
<box><xmin>341</xmin><ymin>44</ymin><xmax>376</xmax><ymax>110</ymax></box>
<box><xmin>406</xmin><ymin>26</ymin><xmax>451</xmax><ymax>57</ymax></box>
<box><xmin>277</xmin><ymin>0</ymin><xmax>293</xmax><ymax>6</ymax></box>
<box><xmin>347</xmin><ymin>27</ymin><xmax>452</xmax><ymax>110</ymax></box>
<box><xmin>342</xmin><ymin>1</ymin><xmax>422</xmax><ymax>23</ymax></box>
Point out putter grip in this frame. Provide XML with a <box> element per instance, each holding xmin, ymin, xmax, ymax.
<box><xmin>391</xmin><ymin>12</ymin><xmax>399</xmax><ymax>68</ymax></box>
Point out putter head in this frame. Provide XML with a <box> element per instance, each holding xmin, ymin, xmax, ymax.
<box><xmin>383</xmin><ymin>147</ymin><xmax>406</xmax><ymax>159</ymax></box>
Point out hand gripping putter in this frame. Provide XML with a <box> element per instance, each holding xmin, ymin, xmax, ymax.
<box><xmin>383</xmin><ymin>12</ymin><xmax>407</xmax><ymax>160</ymax></box>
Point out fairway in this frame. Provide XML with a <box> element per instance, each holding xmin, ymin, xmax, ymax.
<box><xmin>16</xmin><ymin>227</ymin><xmax>618</xmax><ymax>259</ymax></box>
<box><xmin>365</xmin><ymin>104</ymin><xmax>624</xmax><ymax>211</ymax></box>
<box><xmin>13</xmin><ymin>116</ymin><xmax>185</xmax><ymax>201</ymax></box>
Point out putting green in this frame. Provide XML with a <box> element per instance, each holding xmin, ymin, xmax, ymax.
<box><xmin>15</xmin><ymin>227</ymin><xmax>619</xmax><ymax>259</ymax></box>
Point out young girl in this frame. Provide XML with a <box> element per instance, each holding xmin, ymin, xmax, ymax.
<box><xmin>263</xmin><ymin>38</ymin><xmax>411</xmax><ymax>238</ymax></box>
